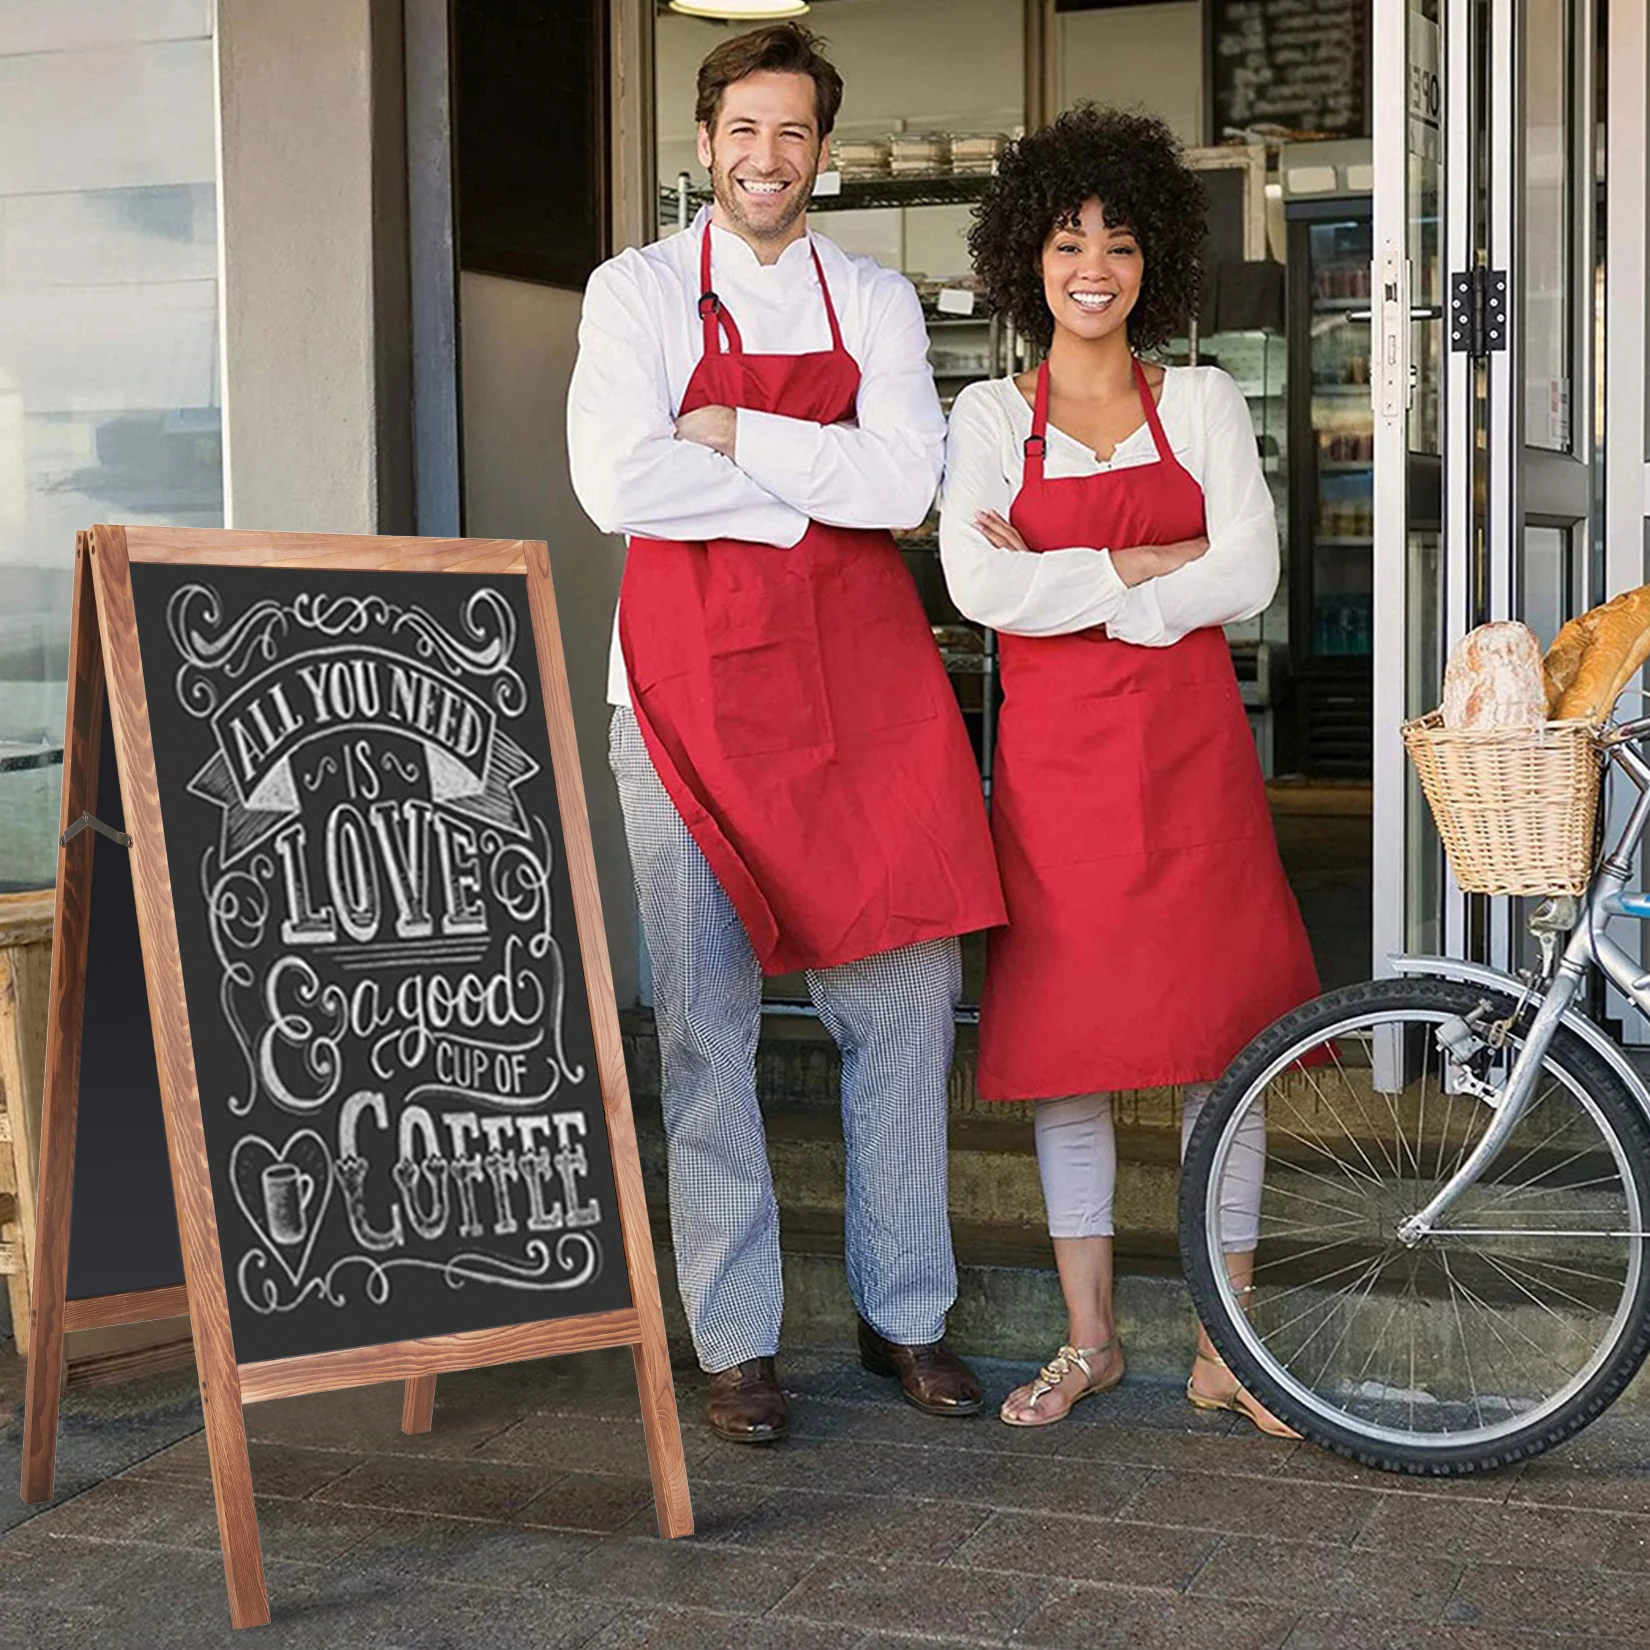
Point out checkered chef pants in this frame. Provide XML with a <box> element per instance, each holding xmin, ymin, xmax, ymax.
<box><xmin>608</xmin><ymin>707</ymin><xmax>962</xmax><ymax>1371</ymax></box>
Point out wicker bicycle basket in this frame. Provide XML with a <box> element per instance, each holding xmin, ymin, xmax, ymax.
<box><xmin>1401</xmin><ymin>712</ymin><xmax>1603</xmax><ymax>896</ymax></box>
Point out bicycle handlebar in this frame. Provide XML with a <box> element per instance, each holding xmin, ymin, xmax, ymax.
<box><xmin>1599</xmin><ymin>716</ymin><xmax>1650</xmax><ymax>747</ymax></box>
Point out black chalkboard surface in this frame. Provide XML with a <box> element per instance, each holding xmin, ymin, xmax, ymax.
<box><xmin>1206</xmin><ymin>0</ymin><xmax>1369</xmax><ymax>143</ymax></box>
<box><xmin>128</xmin><ymin>564</ymin><xmax>630</xmax><ymax>1364</ymax></box>
<box><xmin>64</xmin><ymin>701</ymin><xmax>184</xmax><ymax>1303</ymax></box>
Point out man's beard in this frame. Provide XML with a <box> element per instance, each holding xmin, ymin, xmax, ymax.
<box><xmin>709</xmin><ymin>152</ymin><xmax>816</xmax><ymax>243</ymax></box>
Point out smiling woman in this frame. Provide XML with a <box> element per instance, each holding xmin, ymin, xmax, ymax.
<box><xmin>969</xmin><ymin>104</ymin><xmax>1206</xmax><ymax>352</ymax></box>
<box><xmin>939</xmin><ymin>105</ymin><xmax>1319</xmax><ymax>1439</ymax></box>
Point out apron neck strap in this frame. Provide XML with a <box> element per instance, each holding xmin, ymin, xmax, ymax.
<box><xmin>809</xmin><ymin>242</ymin><xmax>844</xmax><ymax>353</ymax></box>
<box><xmin>1133</xmin><ymin>357</ymin><xmax>1172</xmax><ymax>461</ymax></box>
<box><xmin>698</xmin><ymin>224</ymin><xmax>745</xmax><ymax>356</ymax></box>
<box><xmin>1024</xmin><ymin>360</ymin><xmax>1051</xmax><ymax>482</ymax></box>
<box><xmin>698</xmin><ymin>225</ymin><xmax>841</xmax><ymax>359</ymax></box>
<box><xmin>1026</xmin><ymin>358</ymin><xmax>1165</xmax><ymax>481</ymax></box>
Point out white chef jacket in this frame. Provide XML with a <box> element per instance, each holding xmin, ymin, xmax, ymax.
<box><xmin>567</xmin><ymin>207</ymin><xmax>947</xmax><ymax>706</ymax></box>
<box><xmin>938</xmin><ymin>366</ymin><xmax>1279</xmax><ymax>645</ymax></box>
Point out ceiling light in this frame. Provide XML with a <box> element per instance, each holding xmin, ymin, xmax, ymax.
<box><xmin>668</xmin><ymin>1</ymin><xmax>811</xmax><ymax>19</ymax></box>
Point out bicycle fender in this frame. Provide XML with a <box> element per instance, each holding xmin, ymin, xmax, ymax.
<box><xmin>1390</xmin><ymin>954</ymin><xmax>1650</xmax><ymax>1122</ymax></box>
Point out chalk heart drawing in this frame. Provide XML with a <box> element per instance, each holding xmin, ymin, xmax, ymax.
<box><xmin>231</xmin><ymin>1130</ymin><xmax>335</xmax><ymax>1288</ymax></box>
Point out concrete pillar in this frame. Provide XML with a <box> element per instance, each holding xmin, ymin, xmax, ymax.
<box><xmin>215</xmin><ymin>0</ymin><xmax>410</xmax><ymax>533</ymax></box>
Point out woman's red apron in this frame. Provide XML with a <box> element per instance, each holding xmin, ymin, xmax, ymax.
<box><xmin>977</xmin><ymin>360</ymin><xmax>1319</xmax><ymax>1100</ymax></box>
<box><xmin>619</xmin><ymin>228</ymin><xmax>1005</xmax><ymax>975</ymax></box>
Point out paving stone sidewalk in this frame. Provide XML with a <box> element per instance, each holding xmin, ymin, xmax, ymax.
<box><xmin>5</xmin><ymin>1337</ymin><xmax>1650</xmax><ymax>1648</ymax></box>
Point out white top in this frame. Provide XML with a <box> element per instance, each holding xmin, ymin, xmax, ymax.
<box><xmin>567</xmin><ymin>207</ymin><xmax>947</xmax><ymax>705</ymax></box>
<box><xmin>938</xmin><ymin>367</ymin><xmax>1279</xmax><ymax>645</ymax></box>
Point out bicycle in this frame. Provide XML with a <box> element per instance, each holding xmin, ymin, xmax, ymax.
<box><xmin>1179</xmin><ymin>713</ymin><xmax>1650</xmax><ymax>1474</ymax></box>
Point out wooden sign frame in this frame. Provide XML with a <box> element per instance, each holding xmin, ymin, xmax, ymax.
<box><xmin>21</xmin><ymin>526</ymin><xmax>692</xmax><ymax>1628</ymax></box>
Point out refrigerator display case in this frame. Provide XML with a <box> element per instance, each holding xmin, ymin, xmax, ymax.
<box><xmin>1177</xmin><ymin>324</ymin><xmax>1289</xmax><ymax>776</ymax></box>
<box><xmin>1168</xmin><ymin>147</ymin><xmax>1289</xmax><ymax>775</ymax></box>
<box><xmin>1283</xmin><ymin>141</ymin><xmax>1375</xmax><ymax>778</ymax></box>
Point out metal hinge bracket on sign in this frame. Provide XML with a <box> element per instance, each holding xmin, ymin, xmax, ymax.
<box><xmin>1449</xmin><ymin>268</ymin><xmax>1509</xmax><ymax>357</ymax></box>
<box><xmin>59</xmin><ymin>813</ymin><xmax>131</xmax><ymax>849</ymax></box>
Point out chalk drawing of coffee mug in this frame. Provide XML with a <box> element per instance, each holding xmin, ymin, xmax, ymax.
<box><xmin>262</xmin><ymin>1162</ymin><xmax>317</xmax><ymax>1246</ymax></box>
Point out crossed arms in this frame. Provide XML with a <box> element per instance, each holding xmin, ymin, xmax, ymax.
<box><xmin>568</xmin><ymin>251</ymin><xmax>945</xmax><ymax>545</ymax></box>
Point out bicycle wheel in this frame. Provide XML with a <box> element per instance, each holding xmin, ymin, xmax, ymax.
<box><xmin>1179</xmin><ymin>975</ymin><xmax>1650</xmax><ymax>1474</ymax></box>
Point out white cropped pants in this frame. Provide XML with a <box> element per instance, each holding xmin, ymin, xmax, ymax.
<box><xmin>1034</xmin><ymin>1085</ymin><xmax>1265</xmax><ymax>1254</ymax></box>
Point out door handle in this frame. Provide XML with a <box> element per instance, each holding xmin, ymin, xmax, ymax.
<box><xmin>1346</xmin><ymin>305</ymin><xmax>1443</xmax><ymax>323</ymax></box>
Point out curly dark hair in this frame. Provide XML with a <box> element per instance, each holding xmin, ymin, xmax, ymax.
<box><xmin>968</xmin><ymin>106</ymin><xmax>1206</xmax><ymax>353</ymax></box>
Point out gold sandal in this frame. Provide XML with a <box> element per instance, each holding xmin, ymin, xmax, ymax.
<box><xmin>999</xmin><ymin>1340</ymin><xmax>1122</xmax><ymax>1428</ymax></box>
<box><xmin>1186</xmin><ymin>1350</ymin><xmax>1300</xmax><ymax>1439</ymax></box>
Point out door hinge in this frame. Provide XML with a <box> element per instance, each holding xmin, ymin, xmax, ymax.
<box><xmin>1449</xmin><ymin>267</ymin><xmax>1508</xmax><ymax>357</ymax></box>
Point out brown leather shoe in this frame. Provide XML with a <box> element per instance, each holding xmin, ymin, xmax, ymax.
<box><xmin>857</xmin><ymin>1317</ymin><xmax>983</xmax><ymax>1416</ymax></box>
<box><xmin>705</xmin><ymin>1356</ymin><xmax>789</xmax><ymax>1444</ymax></box>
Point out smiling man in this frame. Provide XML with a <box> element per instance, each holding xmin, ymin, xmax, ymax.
<box><xmin>568</xmin><ymin>24</ymin><xmax>1004</xmax><ymax>1444</ymax></box>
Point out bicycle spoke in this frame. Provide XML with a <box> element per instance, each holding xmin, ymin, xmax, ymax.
<box><xmin>1262</xmin><ymin>1178</ymin><xmax>1373</xmax><ymax>1220</ymax></box>
<box><xmin>1475</xmin><ymin>1248</ymin><xmax>1621</xmax><ymax>1339</ymax></box>
<box><xmin>1255</xmin><ymin>1251</ymin><xmax>1392</xmax><ymax>1346</ymax></box>
<box><xmin>1296</xmin><ymin>1061</ymin><xmax>1396</xmax><ymax>1188</ymax></box>
<box><xmin>1460</xmin><ymin>1084</ymin><xmax>1570</xmax><ymax>1200</ymax></box>
<box><xmin>1324</xmin><ymin>1038</ymin><xmax>1406</xmax><ymax>1183</ymax></box>
<box><xmin>1338</xmin><ymin>1273</ymin><xmax>1415</xmax><ymax>1406</ymax></box>
<box><xmin>1439</xmin><ymin>1256</ymin><xmax>1565</xmax><ymax>1411</ymax></box>
<box><xmin>1265</xmin><ymin>1120</ymin><xmax>1395</xmax><ymax>1201</ymax></box>
<box><xmin>1309</xmin><ymin>1250</ymin><xmax>1401</xmax><ymax>1393</ymax></box>
<box><xmin>1253</xmin><ymin>1231</ymin><xmax>1382</xmax><ymax>1275</ymax></box>
<box><xmin>1438</xmin><ymin>1247</ymin><xmax>1485</xmax><ymax>1431</ymax></box>
<box><xmin>1498</xmin><ymin>1250</ymin><xmax>1640</xmax><ymax>1289</ymax></box>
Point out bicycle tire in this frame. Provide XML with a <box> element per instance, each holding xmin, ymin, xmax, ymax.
<box><xmin>1179</xmin><ymin>975</ymin><xmax>1650</xmax><ymax>1475</ymax></box>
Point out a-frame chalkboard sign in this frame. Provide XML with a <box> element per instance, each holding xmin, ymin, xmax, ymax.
<box><xmin>21</xmin><ymin>526</ymin><xmax>692</xmax><ymax>1627</ymax></box>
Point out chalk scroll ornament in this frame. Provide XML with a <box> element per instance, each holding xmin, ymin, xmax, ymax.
<box><xmin>166</xmin><ymin>583</ymin><xmax>535</xmax><ymax>868</ymax></box>
<box><xmin>169</xmin><ymin>586</ymin><xmax>528</xmax><ymax>719</ymax></box>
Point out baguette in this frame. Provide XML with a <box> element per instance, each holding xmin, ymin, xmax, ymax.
<box><xmin>1441</xmin><ymin>622</ymin><xmax>1545</xmax><ymax>730</ymax></box>
<box><xmin>1542</xmin><ymin>610</ymin><xmax>1591</xmax><ymax>716</ymax></box>
<box><xmin>1544</xmin><ymin>585</ymin><xmax>1650</xmax><ymax>722</ymax></box>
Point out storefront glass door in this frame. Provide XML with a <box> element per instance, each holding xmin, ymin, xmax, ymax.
<box><xmin>1371</xmin><ymin>0</ymin><xmax>1448</xmax><ymax>970</ymax></box>
<box><xmin>1372</xmin><ymin>0</ymin><xmax>1598</xmax><ymax>973</ymax></box>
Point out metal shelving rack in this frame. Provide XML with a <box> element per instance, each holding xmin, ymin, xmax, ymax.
<box><xmin>661</xmin><ymin>170</ymin><xmax>1003</xmax><ymax>226</ymax></box>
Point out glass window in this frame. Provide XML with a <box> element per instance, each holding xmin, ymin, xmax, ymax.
<box><xmin>1524</xmin><ymin>0</ymin><xmax>1574</xmax><ymax>453</ymax></box>
<box><xmin>0</xmin><ymin>1</ymin><xmax>222</xmax><ymax>890</ymax></box>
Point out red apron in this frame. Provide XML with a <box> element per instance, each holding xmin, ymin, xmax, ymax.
<box><xmin>619</xmin><ymin>228</ymin><xmax>1005</xmax><ymax>975</ymax></box>
<box><xmin>977</xmin><ymin>360</ymin><xmax>1319</xmax><ymax>1100</ymax></box>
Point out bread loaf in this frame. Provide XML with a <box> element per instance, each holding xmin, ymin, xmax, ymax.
<box><xmin>1544</xmin><ymin>585</ymin><xmax>1650</xmax><ymax>721</ymax></box>
<box><xmin>1441</xmin><ymin>622</ymin><xmax>1546</xmax><ymax>730</ymax></box>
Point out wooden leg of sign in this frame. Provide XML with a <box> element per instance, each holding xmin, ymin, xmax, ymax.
<box><xmin>196</xmin><ymin>1402</ymin><xmax>265</xmax><ymax>1627</ymax></box>
<box><xmin>91</xmin><ymin>527</ymin><xmax>269</xmax><ymax>1628</ymax></box>
<box><xmin>632</xmin><ymin>1335</ymin><xmax>693</xmax><ymax>1538</ymax></box>
<box><xmin>522</xmin><ymin>543</ymin><xmax>693</xmax><ymax>1540</ymax></box>
<box><xmin>21</xmin><ymin>538</ymin><xmax>104</xmax><ymax>1506</ymax></box>
<box><xmin>401</xmin><ymin>1376</ymin><xmax>436</xmax><ymax>1435</ymax></box>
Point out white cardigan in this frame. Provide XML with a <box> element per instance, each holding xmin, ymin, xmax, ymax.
<box><xmin>938</xmin><ymin>366</ymin><xmax>1279</xmax><ymax>645</ymax></box>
